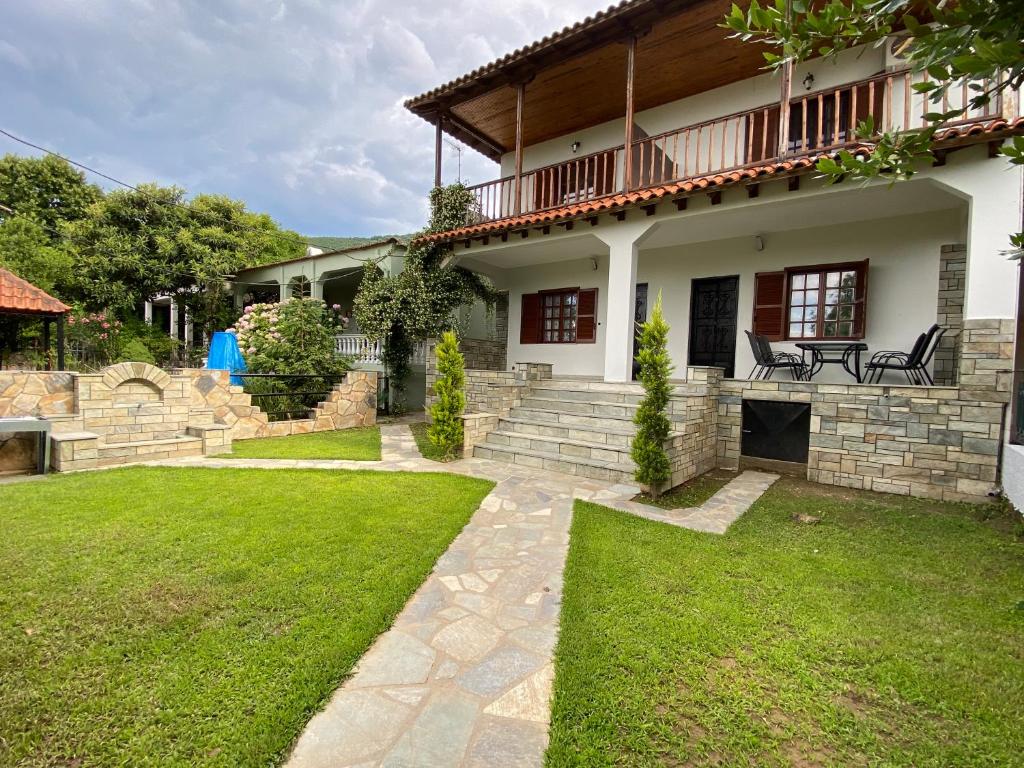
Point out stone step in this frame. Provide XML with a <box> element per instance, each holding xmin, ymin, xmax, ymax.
<box><xmin>472</xmin><ymin>442</ymin><xmax>636</xmax><ymax>484</ymax></box>
<box><xmin>484</xmin><ymin>430</ymin><xmax>635</xmax><ymax>464</ymax></box>
<box><xmin>526</xmin><ymin>386</ymin><xmax>644</xmax><ymax>405</ymax></box>
<box><xmin>509</xmin><ymin>406</ymin><xmax>638</xmax><ymax>431</ymax></box>
<box><xmin>519</xmin><ymin>396</ymin><xmax>640</xmax><ymax>419</ymax></box>
<box><xmin>498</xmin><ymin>416</ymin><xmax>637</xmax><ymax>448</ymax></box>
<box><xmin>97</xmin><ymin>435</ymin><xmax>204</xmax><ymax>465</ymax></box>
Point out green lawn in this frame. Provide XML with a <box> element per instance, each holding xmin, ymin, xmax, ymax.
<box><xmin>218</xmin><ymin>426</ymin><xmax>381</xmax><ymax>460</ymax></box>
<box><xmin>548</xmin><ymin>479</ymin><xmax>1024</xmax><ymax>767</ymax></box>
<box><xmin>634</xmin><ymin>467</ymin><xmax>738</xmax><ymax>509</ymax></box>
<box><xmin>0</xmin><ymin>466</ymin><xmax>492</xmax><ymax>767</ymax></box>
<box><xmin>409</xmin><ymin>420</ymin><xmax>450</xmax><ymax>462</ymax></box>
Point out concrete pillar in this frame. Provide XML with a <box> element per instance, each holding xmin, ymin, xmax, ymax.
<box><xmin>596</xmin><ymin>221</ymin><xmax>654</xmax><ymax>382</ymax></box>
<box><xmin>169</xmin><ymin>301</ymin><xmax>178</xmax><ymax>338</ymax></box>
<box><xmin>143</xmin><ymin>301</ymin><xmax>153</xmax><ymax>325</ymax></box>
<box><xmin>278</xmin><ymin>282</ymin><xmax>289</xmax><ymax>302</ymax></box>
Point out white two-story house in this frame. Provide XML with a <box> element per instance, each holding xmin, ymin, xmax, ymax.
<box><xmin>409</xmin><ymin>0</ymin><xmax>1024</xmax><ymax>507</ymax></box>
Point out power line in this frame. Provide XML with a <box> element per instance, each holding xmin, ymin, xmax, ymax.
<box><xmin>0</xmin><ymin>127</ymin><xmax>394</xmax><ymax>266</ymax></box>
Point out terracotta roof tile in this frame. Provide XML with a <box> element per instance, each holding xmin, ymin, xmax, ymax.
<box><xmin>0</xmin><ymin>268</ymin><xmax>70</xmax><ymax>315</ymax></box>
<box><xmin>416</xmin><ymin>117</ymin><xmax>1024</xmax><ymax>245</ymax></box>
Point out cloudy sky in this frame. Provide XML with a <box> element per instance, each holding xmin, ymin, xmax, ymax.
<box><xmin>1</xmin><ymin>0</ymin><xmax>609</xmax><ymax>237</ymax></box>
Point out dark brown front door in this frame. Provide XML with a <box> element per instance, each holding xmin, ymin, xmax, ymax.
<box><xmin>688</xmin><ymin>276</ymin><xmax>738</xmax><ymax>377</ymax></box>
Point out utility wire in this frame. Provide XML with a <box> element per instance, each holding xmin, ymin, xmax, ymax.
<box><xmin>0</xmin><ymin>127</ymin><xmax>394</xmax><ymax>267</ymax></box>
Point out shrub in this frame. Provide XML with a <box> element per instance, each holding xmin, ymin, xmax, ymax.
<box><xmin>428</xmin><ymin>331</ymin><xmax>465</xmax><ymax>459</ymax></box>
<box><xmin>65</xmin><ymin>308</ymin><xmax>122</xmax><ymax>370</ymax></box>
<box><xmin>116</xmin><ymin>337</ymin><xmax>157</xmax><ymax>365</ymax></box>
<box><xmin>631</xmin><ymin>291</ymin><xmax>674</xmax><ymax>500</ymax></box>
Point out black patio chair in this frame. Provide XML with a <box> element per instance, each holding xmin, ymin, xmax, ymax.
<box><xmin>745</xmin><ymin>330</ymin><xmax>808</xmax><ymax>381</ymax></box>
<box><xmin>865</xmin><ymin>324</ymin><xmax>945</xmax><ymax>384</ymax></box>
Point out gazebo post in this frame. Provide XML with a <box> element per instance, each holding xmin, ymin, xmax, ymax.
<box><xmin>56</xmin><ymin>314</ymin><xmax>66</xmax><ymax>371</ymax></box>
<box><xmin>42</xmin><ymin>317</ymin><xmax>52</xmax><ymax>371</ymax></box>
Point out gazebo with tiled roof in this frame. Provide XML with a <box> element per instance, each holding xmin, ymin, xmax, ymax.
<box><xmin>0</xmin><ymin>267</ymin><xmax>70</xmax><ymax>370</ymax></box>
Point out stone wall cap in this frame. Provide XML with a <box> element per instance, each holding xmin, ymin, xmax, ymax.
<box><xmin>51</xmin><ymin>431</ymin><xmax>99</xmax><ymax>441</ymax></box>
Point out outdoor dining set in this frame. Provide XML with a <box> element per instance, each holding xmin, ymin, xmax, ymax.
<box><xmin>745</xmin><ymin>324</ymin><xmax>946</xmax><ymax>384</ymax></box>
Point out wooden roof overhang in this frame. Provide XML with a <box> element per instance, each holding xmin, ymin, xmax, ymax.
<box><xmin>405</xmin><ymin>0</ymin><xmax>769</xmax><ymax>161</ymax></box>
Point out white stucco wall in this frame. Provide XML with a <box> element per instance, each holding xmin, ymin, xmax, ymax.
<box><xmin>1001</xmin><ymin>443</ymin><xmax>1024</xmax><ymax>513</ymax></box>
<box><xmin>494</xmin><ymin>209</ymin><xmax>963</xmax><ymax>383</ymax></box>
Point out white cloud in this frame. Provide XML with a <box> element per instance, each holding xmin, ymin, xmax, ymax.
<box><xmin>0</xmin><ymin>0</ymin><xmax>610</xmax><ymax>235</ymax></box>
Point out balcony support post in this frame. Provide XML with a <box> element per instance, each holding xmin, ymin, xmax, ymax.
<box><xmin>776</xmin><ymin>0</ymin><xmax>794</xmax><ymax>157</ymax></box>
<box><xmin>622</xmin><ymin>35</ymin><xmax>637</xmax><ymax>192</ymax></box>
<box><xmin>434</xmin><ymin>112</ymin><xmax>444</xmax><ymax>188</ymax></box>
<box><xmin>513</xmin><ymin>82</ymin><xmax>526</xmax><ymax>216</ymax></box>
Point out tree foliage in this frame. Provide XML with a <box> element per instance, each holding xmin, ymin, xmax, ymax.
<box><xmin>353</xmin><ymin>184</ymin><xmax>496</xmax><ymax>401</ymax></box>
<box><xmin>0</xmin><ymin>153</ymin><xmax>100</xmax><ymax>234</ymax></box>
<box><xmin>428</xmin><ymin>330</ymin><xmax>466</xmax><ymax>459</ymax></box>
<box><xmin>723</xmin><ymin>0</ymin><xmax>1024</xmax><ymax>251</ymax></box>
<box><xmin>631</xmin><ymin>292</ymin><xmax>674</xmax><ymax>500</ymax></box>
<box><xmin>0</xmin><ymin>217</ymin><xmax>73</xmax><ymax>293</ymax></box>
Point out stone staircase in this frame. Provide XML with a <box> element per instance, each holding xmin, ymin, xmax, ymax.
<box><xmin>473</xmin><ymin>378</ymin><xmax>682</xmax><ymax>483</ymax></box>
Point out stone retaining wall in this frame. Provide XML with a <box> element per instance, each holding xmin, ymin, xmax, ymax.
<box><xmin>0</xmin><ymin>371</ymin><xmax>76</xmax><ymax>473</ymax></box>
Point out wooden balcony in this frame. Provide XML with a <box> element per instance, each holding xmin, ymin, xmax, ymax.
<box><xmin>465</xmin><ymin>70</ymin><xmax>1005</xmax><ymax>223</ymax></box>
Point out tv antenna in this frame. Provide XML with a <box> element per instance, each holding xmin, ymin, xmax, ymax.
<box><xmin>445</xmin><ymin>139</ymin><xmax>463</xmax><ymax>182</ymax></box>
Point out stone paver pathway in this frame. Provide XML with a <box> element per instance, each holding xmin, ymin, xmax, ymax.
<box><xmin>148</xmin><ymin>424</ymin><xmax>778</xmax><ymax>766</ymax></box>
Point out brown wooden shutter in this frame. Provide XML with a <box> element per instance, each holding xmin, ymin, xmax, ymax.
<box><xmin>577</xmin><ymin>288</ymin><xmax>598</xmax><ymax>343</ymax></box>
<box><xmin>747</xmin><ymin>105</ymin><xmax>781</xmax><ymax>163</ymax></box>
<box><xmin>853</xmin><ymin>259</ymin><xmax>869</xmax><ymax>338</ymax></box>
<box><xmin>753</xmin><ymin>271</ymin><xmax>786</xmax><ymax>341</ymax></box>
<box><xmin>520</xmin><ymin>293</ymin><xmax>542</xmax><ymax>344</ymax></box>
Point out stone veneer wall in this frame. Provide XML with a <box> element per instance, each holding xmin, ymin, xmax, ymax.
<box><xmin>0</xmin><ymin>371</ymin><xmax>76</xmax><ymax>473</ymax></box>
<box><xmin>670</xmin><ymin>367</ymin><xmax>722</xmax><ymax>487</ymax></box>
<box><xmin>934</xmin><ymin>244</ymin><xmax>967</xmax><ymax>386</ymax></box>
<box><xmin>0</xmin><ymin>365</ymin><xmax>377</xmax><ymax>473</ymax></box>
<box><xmin>182</xmin><ymin>368</ymin><xmax>377</xmax><ymax>440</ymax></box>
<box><xmin>717</xmin><ymin>319</ymin><xmax>1014</xmax><ymax>503</ymax></box>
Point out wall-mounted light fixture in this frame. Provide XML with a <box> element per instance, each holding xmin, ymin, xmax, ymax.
<box><xmin>571</xmin><ymin>140</ymin><xmax>582</xmax><ymax>154</ymax></box>
<box><xmin>754</xmin><ymin>234</ymin><xmax>765</xmax><ymax>251</ymax></box>
<box><xmin>589</xmin><ymin>256</ymin><xmax>599</xmax><ymax>271</ymax></box>
<box><xmin>802</xmin><ymin>72</ymin><xmax>815</xmax><ymax>91</ymax></box>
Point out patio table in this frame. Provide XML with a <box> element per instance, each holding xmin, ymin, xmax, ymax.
<box><xmin>0</xmin><ymin>416</ymin><xmax>51</xmax><ymax>474</ymax></box>
<box><xmin>794</xmin><ymin>341</ymin><xmax>868</xmax><ymax>383</ymax></box>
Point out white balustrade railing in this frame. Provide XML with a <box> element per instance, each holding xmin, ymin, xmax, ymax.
<box><xmin>335</xmin><ymin>335</ymin><xmax>430</xmax><ymax>368</ymax></box>
<box><xmin>335</xmin><ymin>334</ymin><xmax>382</xmax><ymax>364</ymax></box>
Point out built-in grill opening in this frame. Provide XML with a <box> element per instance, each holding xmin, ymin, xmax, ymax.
<box><xmin>741</xmin><ymin>400</ymin><xmax>811</xmax><ymax>464</ymax></box>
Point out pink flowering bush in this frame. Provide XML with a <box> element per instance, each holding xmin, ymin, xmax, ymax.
<box><xmin>66</xmin><ymin>308</ymin><xmax>123</xmax><ymax>368</ymax></box>
<box><xmin>231</xmin><ymin>298</ymin><xmax>350</xmax><ymax>378</ymax></box>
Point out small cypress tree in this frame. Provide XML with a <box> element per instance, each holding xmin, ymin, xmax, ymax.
<box><xmin>429</xmin><ymin>330</ymin><xmax>466</xmax><ymax>459</ymax></box>
<box><xmin>631</xmin><ymin>291</ymin><xmax>674</xmax><ymax>499</ymax></box>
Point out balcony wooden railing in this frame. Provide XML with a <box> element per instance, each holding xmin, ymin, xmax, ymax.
<box><xmin>465</xmin><ymin>69</ymin><xmax>1007</xmax><ymax>223</ymax></box>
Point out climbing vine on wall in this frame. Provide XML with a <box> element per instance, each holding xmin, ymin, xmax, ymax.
<box><xmin>353</xmin><ymin>184</ymin><xmax>497</xmax><ymax>404</ymax></box>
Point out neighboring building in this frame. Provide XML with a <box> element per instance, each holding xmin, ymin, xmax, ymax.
<box><xmin>408</xmin><ymin>0</ymin><xmax>1024</xmax><ymax>506</ymax></box>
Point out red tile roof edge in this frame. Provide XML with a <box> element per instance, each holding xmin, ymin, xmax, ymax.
<box><xmin>415</xmin><ymin>117</ymin><xmax>1024</xmax><ymax>246</ymax></box>
<box><xmin>0</xmin><ymin>267</ymin><xmax>71</xmax><ymax>315</ymax></box>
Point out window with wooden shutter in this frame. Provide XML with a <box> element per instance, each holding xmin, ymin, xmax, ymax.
<box><xmin>577</xmin><ymin>288</ymin><xmax>598</xmax><ymax>343</ymax></box>
<box><xmin>520</xmin><ymin>287</ymin><xmax>597</xmax><ymax>344</ymax></box>
<box><xmin>784</xmin><ymin>260</ymin><xmax>869</xmax><ymax>340</ymax></box>
<box><xmin>520</xmin><ymin>293</ymin><xmax>542</xmax><ymax>344</ymax></box>
<box><xmin>753</xmin><ymin>271</ymin><xmax>786</xmax><ymax>341</ymax></box>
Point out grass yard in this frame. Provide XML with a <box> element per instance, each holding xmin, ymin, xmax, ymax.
<box><xmin>217</xmin><ymin>426</ymin><xmax>381</xmax><ymax>460</ymax></box>
<box><xmin>634</xmin><ymin>467</ymin><xmax>738</xmax><ymax>509</ymax></box>
<box><xmin>409</xmin><ymin>420</ymin><xmax>450</xmax><ymax>462</ymax></box>
<box><xmin>0</xmin><ymin>466</ymin><xmax>492</xmax><ymax>767</ymax></box>
<box><xmin>548</xmin><ymin>479</ymin><xmax>1024</xmax><ymax>767</ymax></box>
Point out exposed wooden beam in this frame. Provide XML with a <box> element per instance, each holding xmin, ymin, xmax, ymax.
<box><xmin>788</xmin><ymin>175</ymin><xmax>800</xmax><ymax>192</ymax></box>
<box><xmin>520</xmin><ymin>229</ymin><xmax>530</xmax><ymax>239</ymax></box>
<box><xmin>932</xmin><ymin>149</ymin><xmax>947</xmax><ymax>166</ymax></box>
<box><xmin>513</xmin><ymin>82</ymin><xmax>526</xmax><ymax>215</ymax></box>
<box><xmin>642</xmin><ymin>203</ymin><xmax>657</xmax><ymax>216</ymax></box>
<box><xmin>988</xmin><ymin>140</ymin><xmax>1002</xmax><ymax>158</ymax></box>
<box><xmin>613</xmin><ymin>210</ymin><xmax>627</xmax><ymax>221</ymax></box>
<box><xmin>708</xmin><ymin>191</ymin><xmax>722</xmax><ymax>205</ymax></box>
<box><xmin>443</xmin><ymin>113</ymin><xmax>505</xmax><ymax>159</ymax></box>
<box><xmin>500</xmin><ymin>231</ymin><xmax>509</xmax><ymax>242</ymax></box>
<box><xmin>588</xmin><ymin>216</ymin><xmax>599</xmax><ymax>226</ymax></box>
<box><xmin>558</xmin><ymin>220</ymin><xmax>575</xmax><ymax>231</ymax></box>
<box><xmin>622</xmin><ymin>35</ymin><xmax>637</xmax><ymax>192</ymax></box>
<box><xmin>481</xmin><ymin>235</ymin><xmax>490</xmax><ymax>245</ymax></box>
<box><xmin>674</xmin><ymin>197</ymin><xmax>688</xmax><ymax>211</ymax></box>
<box><xmin>747</xmin><ymin>183</ymin><xmax>760</xmax><ymax>198</ymax></box>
